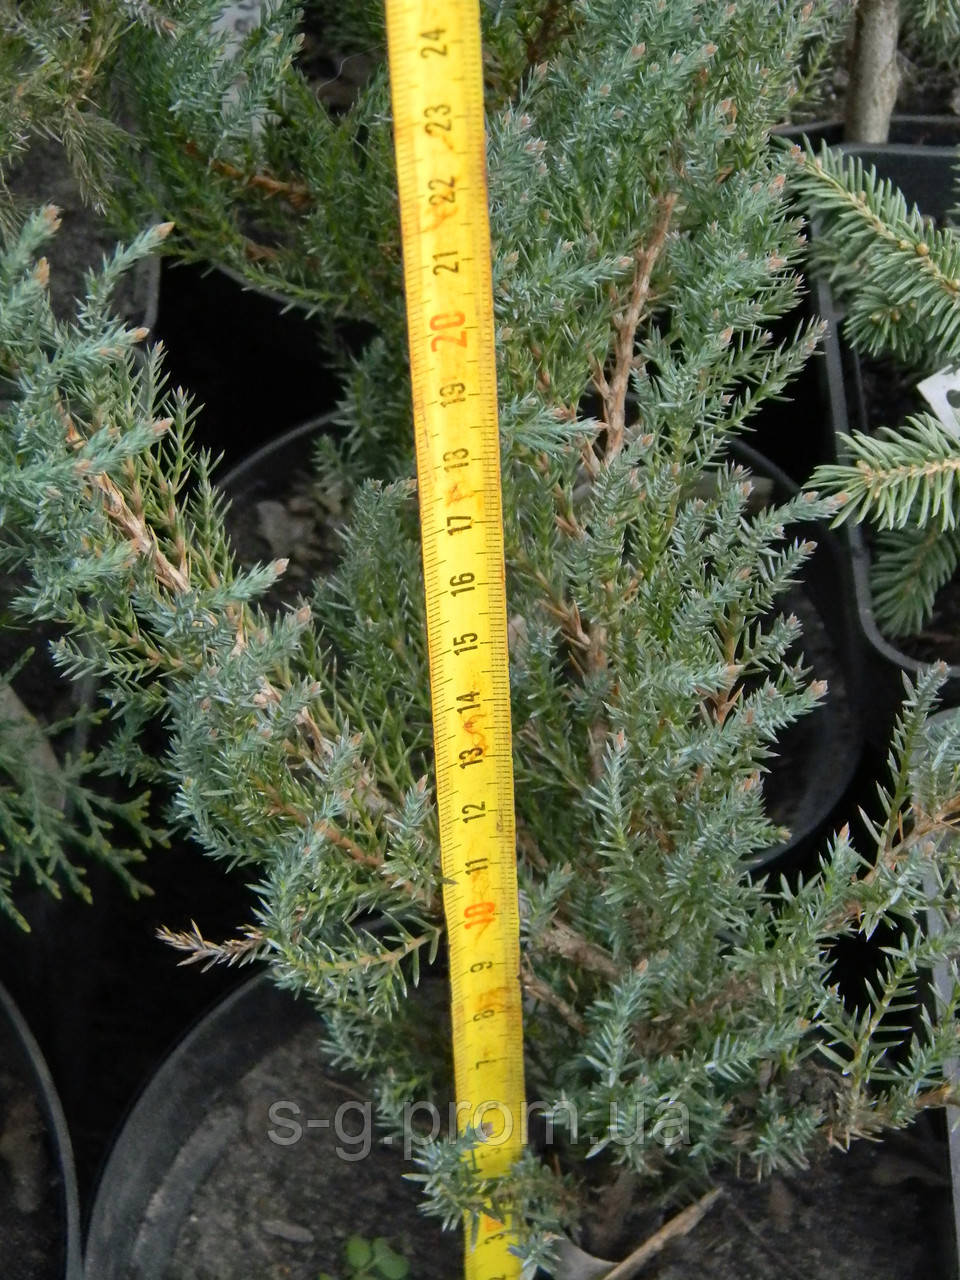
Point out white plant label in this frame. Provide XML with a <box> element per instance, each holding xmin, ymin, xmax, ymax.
<box><xmin>917</xmin><ymin>365</ymin><xmax>960</xmax><ymax>440</ymax></box>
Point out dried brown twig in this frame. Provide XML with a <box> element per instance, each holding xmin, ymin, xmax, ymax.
<box><xmin>599</xmin><ymin>1188</ymin><xmax>723</xmax><ymax>1279</ymax></box>
<box><xmin>156</xmin><ymin>919</ymin><xmax>267</xmax><ymax>969</ymax></box>
<box><xmin>521</xmin><ymin>960</ymin><xmax>586</xmax><ymax>1034</ymax></box>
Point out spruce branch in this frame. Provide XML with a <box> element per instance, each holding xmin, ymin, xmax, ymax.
<box><xmin>905</xmin><ymin>0</ymin><xmax>960</xmax><ymax>37</ymax></box>
<box><xmin>811</xmin><ymin>412</ymin><xmax>960</xmax><ymax>632</ymax></box>
<box><xmin>789</xmin><ymin>143</ymin><xmax>960</xmax><ymax>365</ymax></box>
<box><xmin>871</xmin><ymin>525</ymin><xmax>960</xmax><ymax>637</ymax></box>
<box><xmin>813</xmin><ymin>416</ymin><xmax>960</xmax><ymax>532</ymax></box>
<box><xmin>793</xmin><ymin>132</ymin><xmax>960</xmax><ymax>636</ymax></box>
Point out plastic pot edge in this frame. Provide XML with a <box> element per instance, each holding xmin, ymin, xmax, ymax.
<box><xmin>0</xmin><ymin>979</ymin><xmax>82</xmax><ymax>1280</ymax></box>
<box><xmin>214</xmin><ymin>412</ymin><xmax>339</xmax><ymax>498</ymax></box>
<box><xmin>82</xmin><ymin>974</ymin><xmax>312</xmax><ymax>1278</ymax></box>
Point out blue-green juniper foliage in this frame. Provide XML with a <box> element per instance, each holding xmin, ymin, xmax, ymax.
<box><xmin>3</xmin><ymin>1</ymin><xmax>960</xmax><ymax>1273</ymax></box>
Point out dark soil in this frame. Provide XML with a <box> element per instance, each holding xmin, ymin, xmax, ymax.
<box><xmin>91</xmin><ymin>971</ymin><xmax>956</xmax><ymax>1280</ymax></box>
<box><xmin>643</xmin><ymin>1121</ymin><xmax>954</xmax><ymax>1280</ymax></box>
<box><xmin>167</xmin><ymin>1020</ymin><xmax>462</xmax><ymax>1280</ymax></box>
<box><xmin>858</xmin><ymin>357</ymin><xmax>925</xmax><ymax>439</ymax></box>
<box><xmin>220</xmin><ymin>422</ymin><xmax>348</xmax><ymax>610</ymax></box>
<box><xmin>895</xmin><ymin>576</ymin><xmax>960</xmax><ymax>669</ymax></box>
<box><xmin>0</xmin><ymin>999</ymin><xmax>66</xmax><ymax>1280</ymax></box>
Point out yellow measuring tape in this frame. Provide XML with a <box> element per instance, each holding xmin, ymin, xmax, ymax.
<box><xmin>384</xmin><ymin>3</ymin><xmax>525</xmax><ymax>1277</ymax></box>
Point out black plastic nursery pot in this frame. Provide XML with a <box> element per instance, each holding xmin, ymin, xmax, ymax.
<box><xmin>0</xmin><ymin>980</ymin><xmax>82</xmax><ymax>1280</ymax></box>
<box><xmin>773</xmin><ymin>114</ymin><xmax>960</xmax><ymax>151</ymax></box>
<box><xmin>82</xmin><ymin>974</ymin><xmax>463</xmax><ymax>1279</ymax></box>
<box><xmin>812</xmin><ymin>123</ymin><xmax>960</xmax><ymax>744</ymax></box>
<box><xmin>153</xmin><ymin>260</ymin><xmax>349</xmax><ymax>471</ymax></box>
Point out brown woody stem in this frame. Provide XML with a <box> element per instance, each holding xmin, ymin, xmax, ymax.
<box><xmin>184</xmin><ymin>141</ymin><xmax>312</xmax><ymax>209</ymax></box>
<box><xmin>538</xmin><ymin>919</ymin><xmax>619</xmax><ymax>981</ymax></box>
<box><xmin>600</xmin><ymin>1188</ymin><xmax>723</xmax><ymax>1280</ymax></box>
<box><xmin>597</xmin><ymin>192</ymin><xmax>678</xmax><ymax>458</ymax></box>
<box><xmin>521</xmin><ymin>962</ymin><xmax>587</xmax><ymax>1034</ymax></box>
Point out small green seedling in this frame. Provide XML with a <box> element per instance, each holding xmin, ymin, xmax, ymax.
<box><xmin>318</xmin><ymin>1235</ymin><xmax>411</xmax><ymax>1280</ymax></box>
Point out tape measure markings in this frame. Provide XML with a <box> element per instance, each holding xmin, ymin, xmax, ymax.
<box><xmin>385</xmin><ymin>4</ymin><xmax>526</xmax><ymax>1278</ymax></box>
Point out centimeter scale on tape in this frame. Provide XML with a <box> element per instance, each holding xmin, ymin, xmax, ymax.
<box><xmin>384</xmin><ymin>2</ymin><xmax>526</xmax><ymax>1277</ymax></box>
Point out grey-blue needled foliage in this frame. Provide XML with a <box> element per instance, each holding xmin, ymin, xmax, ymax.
<box><xmin>3</xmin><ymin>1</ymin><xmax>960</xmax><ymax>1273</ymax></box>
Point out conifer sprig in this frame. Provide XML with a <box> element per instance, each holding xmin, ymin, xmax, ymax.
<box><xmin>4</xmin><ymin>1</ymin><xmax>960</xmax><ymax>1270</ymax></box>
<box><xmin>0</xmin><ymin>0</ymin><xmax>174</xmax><ymax>211</ymax></box>
<box><xmin>789</xmin><ymin>142</ymin><xmax>960</xmax><ymax>366</ymax></box>
<box><xmin>815</xmin><ymin>415</ymin><xmax>960</xmax><ymax>531</ymax></box>
<box><xmin>0</xmin><ymin>669</ymin><xmax>156</xmax><ymax>930</ymax></box>
<box><xmin>906</xmin><ymin>0</ymin><xmax>960</xmax><ymax>39</ymax></box>
<box><xmin>811</xmin><ymin>416</ymin><xmax>960</xmax><ymax>636</ymax></box>
<box><xmin>794</xmin><ymin>139</ymin><xmax>960</xmax><ymax>636</ymax></box>
<box><xmin>871</xmin><ymin>525</ymin><xmax>960</xmax><ymax>637</ymax></box>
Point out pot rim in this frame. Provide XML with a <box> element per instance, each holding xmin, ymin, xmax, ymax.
<box><xmin>215</xmin><ymin>413</ymin><xmax>339</xmax><ymax>498</ymax></box>
<box><xmin>82</xmin><ymin>974</ymin><xmax>312</xmax><ymax>1277</ymax></box>
<box><xmin>0</xmin><ymin>979</ymin><xmax>82</xmax><ymax>1280</ymax></box>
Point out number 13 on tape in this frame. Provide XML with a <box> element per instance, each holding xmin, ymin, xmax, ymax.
<box><xmin>384</xmin><ymin>3</ymin><xmax>526</xmax><ymax>1278</ymax></box>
